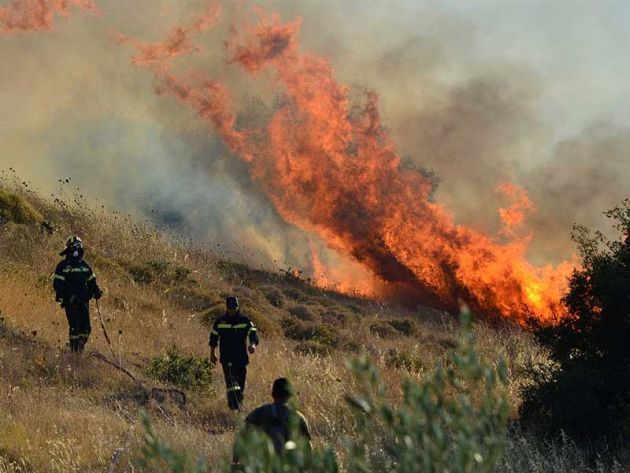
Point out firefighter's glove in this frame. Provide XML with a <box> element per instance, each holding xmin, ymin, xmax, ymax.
<box><xmin>55</xmin><ymin>296</ymin><xmax>64</xmax><ymax>308</ymax></box>
<box><xmin>248</xmin><ymin>344</ymin><xmax>256</xmax><ymax>354</ymax></box>
<box><xmin>93</xmin><ymin>289</ymin><xmax>102</xmax><ymax>300</ymax></box>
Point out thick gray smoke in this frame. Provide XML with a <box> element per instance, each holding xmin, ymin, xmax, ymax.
<box><xmin>1</xmin><ymin>0</ymin><xmax>628</xmax><ymax>275</ymax></box>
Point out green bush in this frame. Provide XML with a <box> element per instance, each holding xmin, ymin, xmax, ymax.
<box><xmin>345</xmin><ymin>310</ymin><xmax>509</xmax><ymax>473</ymax></box>
<box><xmin>369</xmin><ymin>322</ymin><xmax>398</xmax><ymax>339</ymax></box>
<box><xmin>520</xmin><ymin>200</ymin><xmax>630</xmax><ymax>442</ymax></box>
<box><xmin>281</xmin><ymin>318</ymin><xmax>339</xmax><ymax>348</ymax></box>
<box><xmin>385</xmin><ymin>349</ymin><xmax>424</xmax><ymax>373</ymax></box>
<box><xmin>148</xmin><ymin>346</ymin><xmax>213</xmax><ymax>390</ymax></box>
<box><xmin>386</xmin><ymin>319</ymin><xmax>416</xmax><ymax>336</ymax></box>
<box><xmin>139</xmin><ymin>310</ymin><xmax>510</xmax><ymax>472</ymax></box>
<box><xmin>0</xmin><ymin>188</ymin><xmax>43</xmax><ymax>225</ymax></box>
<box><xmin>245</xmin><ymin>305</ymin><xmax>280</xmax><ymax>336</ymax></box>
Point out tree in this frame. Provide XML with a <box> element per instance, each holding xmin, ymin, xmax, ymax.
<box><xmin>520</xmin><ymin>200</ymin><xmax>630</xmax><ymax>441</ymax></box>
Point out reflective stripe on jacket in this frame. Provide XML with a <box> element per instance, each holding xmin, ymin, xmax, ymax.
<box><xmin>209</xmin><ymin>312</ymin><xmax>259</xmax><ymax>365</ymax></box>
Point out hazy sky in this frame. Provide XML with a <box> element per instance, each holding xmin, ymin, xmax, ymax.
<box><xmin>444</xmin><ymin>0</ymin><xmax>630</xmax><ymax>137</ymax></box>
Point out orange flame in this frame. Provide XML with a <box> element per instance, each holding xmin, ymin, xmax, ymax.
<box><xmin>310</xmin><ymin>243</ymin><xmax>377</xmax><ymax>297</ymax></box>
<box><xmin>121</xmin><ymin>4</ymin><xmax>575</xmax><ymax>325</ymax></box>
<box><xmin>497</xmin><ymin>183</ymin><xmax>536</xmax><ymax>237</ymax></box>
<box><xmin>114</xmin><ymin>1</ymin><xmax>222</xmax><ymax>67</ymax></box>
<box><xmin>0</xmin><ymin>0</ymin><xmax>96</xmax><ymax>33</ymax></box>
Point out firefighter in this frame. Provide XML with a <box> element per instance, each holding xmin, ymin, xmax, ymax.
<box><xmin>210</xmin><ymin>296</ymin><xmax>259</xmax><ymax>410</ymax></box>
<box><xmin>232</xmin><ymin>378</ymin><xmax>312</xmax><ymax>467</ymax></box>
<box><xmin>53</xmin><ymin>236</ymin><xmax>102</xmax><ymax>353</ymax></box>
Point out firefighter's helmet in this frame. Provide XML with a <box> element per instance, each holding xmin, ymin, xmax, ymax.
<box><xmin>226</xmin><ymin>296</ymin><xmax>239</xmax><ymax>309</ymax></box>
<box><xmin>65</xmin><ymin>235</ymin><xmax>83</xmax><ymax>250</ymax></box>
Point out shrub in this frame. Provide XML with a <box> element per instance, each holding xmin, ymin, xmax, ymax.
<box><xmin>0</xmin><ymin>188</ymin><xmax>43</xmax><ymax>225</ymax></box>
<box><xmin>281</xmin><ymin>318</ymin><xmax>339</xmax><ymax>348</ymax></box>
<box><xmin>369</xmin><ymin>322</ymin><xmax>398</xmax><ymax>339</ymax></box>
<box><xmin>385</xmin><ymin>349</ymin><xmax>424</xmax><ymax>373</ymax></box>
<box><xmin>166</xmin><ymin>286</ymin><xmax>215</xmax><ymax>312</ymax></box>
<box><xmin>321</xmin><ymin>308</ymin><xmax>350</xmax><ymax>327</ymax></box>
<box><xmin>283</xmin><ymin>287</ymin><xmax>305</xmax><ymax>302</ymax></box>
<box><xmin>344</xmin><ymin>310</ymin><xmax>509</xmax><ymax>472</ymax></box>
<box><xmin>264</xmin><ymin>287</ymin><xmax>285</xmax><ymax>308</ymax></box>
<box><xmin>288</xmin><ymin>305</ymin><xmax>317</xmax><ymax>321</ymax></box>
<box><xmin>245</xmin><ymin>305</ymin><xmax>280</xmax><ymax>336</ymax></box>
<box><xmin>294</xmin><ymin>340</ymin><xmax>333</xmax><ymax>357</ymax></box>
<box><xmin>386</xmin><ymin>319</ymin><xmax>416</xmax><ymax>336</ymax></box>
<box><xmin>118</xmin><ymin>260</ymin><xmax>155</xmax><ymax>284</ymax></box>
<box><xmin>520</xmin><ymin>201</ymin><xmax>630</xmax><ymax>442</ymax></box>
<box><xmin>117</xmin><ymin>259</ymin><xmax>193</xmax><ymax>285</ymax></box>
<box><xmin>148</xmin><ymin>346</ymin><xmax>213</xmax><ymax>390</ymax></box>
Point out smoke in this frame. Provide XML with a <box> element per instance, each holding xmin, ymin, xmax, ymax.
<box><xmin>0</xmin><ymin>0</ymin><xmax>628</xmax><ymax>308</ymax></box>
<box><xmin>0</xmin><ymin>0</ymin><xmax>95</xmax><ymax>33</ymax></box>
<box><xmin>525</xmin><ymin>124</ymin><xmax>630</xmax><ymax>262</ymax></box>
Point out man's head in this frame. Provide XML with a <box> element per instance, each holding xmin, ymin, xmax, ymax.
<box><xmin>226</xmin><ymin>296</ymin><xmax>239</xmax><ymax>316</ymax></box>
<box><xmin>60</xmin><ymin>235</ymin><xmax>84</xmax><ymax>258</ymax></box>
<box><xmin>271</xmin><ymin>377</ymin><xmax>294</xmax><ymax>403</ymax></box>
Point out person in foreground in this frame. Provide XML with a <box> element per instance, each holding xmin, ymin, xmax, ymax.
<box><xmin>232</xmin><ymin>377</ymin><xmax>312</xmax><ymax>468</ymax></box>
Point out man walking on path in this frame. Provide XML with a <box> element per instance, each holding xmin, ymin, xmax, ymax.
<box><xmin>210</xmin><ymin>296</ymin><xmax>259</xmax><ymax>410</ymax></box>
<box><xmin>53</xmin><ymin>236</ymin><xmax>102</xmax><ymax>353</ymax></box>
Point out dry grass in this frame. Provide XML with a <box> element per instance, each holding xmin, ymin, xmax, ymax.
<box><xmin>0</xmin><ymin>181</ymin><xmax>626</xmax><ymax>472</ymax></box>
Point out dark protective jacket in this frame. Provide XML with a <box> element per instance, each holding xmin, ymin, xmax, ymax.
<box><xmin>53</xmin><ymin>256</ymin><xmax>100</xmax><ymax>305</ymax></box>
<box><xmin>209</xmin><ymin>312</ymin><xmax>259</xmax><ymax>365</ymax></box>
<box><xmin>244</xmin><ymin>402</ymin><xmax>311</xmax><ymax>453</ymax></box>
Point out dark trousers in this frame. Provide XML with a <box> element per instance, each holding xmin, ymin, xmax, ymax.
<box><xmin>65</xmin><ymin>301</ymin><xmax>91</xmax><ymax>353</ymax></box>
<box><xmin>222</xmin><ymin>362</ymin><xmax>247</xmax><ymax>410</ymax></box>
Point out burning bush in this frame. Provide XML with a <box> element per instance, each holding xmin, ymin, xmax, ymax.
<box><xmin>520</xmin><ymin>200</ymin><xmax>630</xmax><ymax>442</ymax></box>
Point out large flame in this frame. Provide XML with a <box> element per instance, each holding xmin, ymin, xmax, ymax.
<box><xmin>0</xmin><ymin>0</ymin><xmax>96</xmax><ymax>33</ymax></box>
<box><xmin>120</xmin><ymin>3</ymin><xmax>573</xmax><ymax>324</ymax></box>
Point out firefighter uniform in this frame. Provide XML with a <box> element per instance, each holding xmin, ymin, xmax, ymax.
<box><xmin>232</xmin><ymin>378</ymin><xmax>311</xmax><ymax>465</ymax></box>
<box><xmin>53</xmin><ymin>238</ymin><xmax>101</xmax><ymax>353</ymax></box>
<box><xmin>243</xmin><ymin>401</ymin><xmax>311</xmax><ymax>452</ymax></box>
<box><xmin>210</xmin><ymin>309</ymin><xmax>259</xmax><ymax>410</ymax></box>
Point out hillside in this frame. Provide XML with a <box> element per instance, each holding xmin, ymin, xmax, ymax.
<box><xmin>0</xmin><ymin>180</ymin><xmax>625</xmax><ymax>472</ymax></box>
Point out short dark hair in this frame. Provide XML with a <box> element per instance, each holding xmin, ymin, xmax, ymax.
<box><xmin>272</xmin><ymin>378</ymin><xmax>294</xmax><ymax>400</ymax></box>
<box><xmin>226</xmin><ymin>296</ymin><xmax>239</xmax><ymax>309</ymax></box>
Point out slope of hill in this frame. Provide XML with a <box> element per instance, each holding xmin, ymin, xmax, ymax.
<box><xmin>0</xmin><ymin>180</ymin><xmax>625</xmax><ymax>472</ymax></box>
